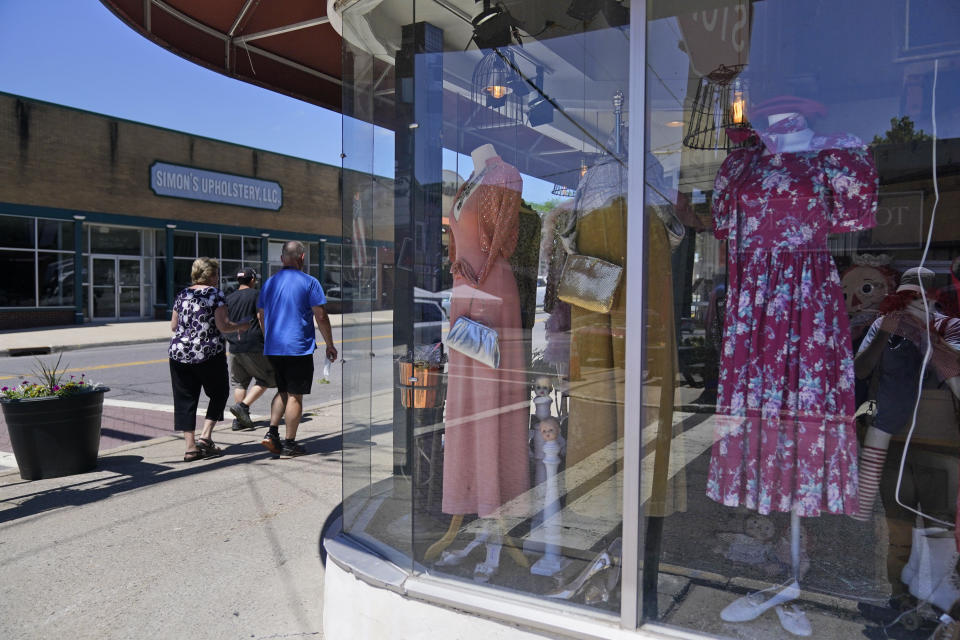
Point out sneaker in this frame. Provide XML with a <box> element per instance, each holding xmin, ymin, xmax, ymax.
<box><xmin>229</xmin><ymin>403</ymin><xmax>255</xmax><ymax>430</ymax></box>
<box><xmin>280</xmin><ymin>440</ymin><xmax>306</xmax><ymax>458</ymax></box>
<box><xmin>230</xmin><ymin>418</ymin><xmax>242</xmax><ymax>431</ymax></box>
<box><xmin>261</xmin><ymin>432</ymin><xmax>282</xmax><ymax>455</ymax></box>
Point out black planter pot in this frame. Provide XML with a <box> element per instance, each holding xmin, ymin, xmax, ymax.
<box><xmin>1</xmin><ymin>387</ymin><xmax>109</xmax><ymax>481</ymax></box>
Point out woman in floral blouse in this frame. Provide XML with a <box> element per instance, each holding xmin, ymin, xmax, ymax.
<box><xmin>169</xmin><ymin>257</ymin><xmax>251</xmax><ymax>461</ymax></box>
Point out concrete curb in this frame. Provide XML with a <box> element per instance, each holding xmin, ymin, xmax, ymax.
<box><xmin>0</xmin><ymin>317</ymin><xmax>394</xmax><ymax>357</ymax></box>
<box><xmin>1</xmin><ymin>337</ymin><xmax>171</xmax><ymax>358</ymax></box>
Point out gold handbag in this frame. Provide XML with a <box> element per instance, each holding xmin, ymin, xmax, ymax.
<box><xmin>557</xmin><ymin>254</ymin><xmax>623</xmax><ymax>313</ymax></box>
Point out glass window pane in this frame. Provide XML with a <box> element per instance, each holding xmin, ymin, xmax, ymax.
<box><xmin>174</xmin><ymin>231</ymin><xmax>196</xmax><ymax>257</ymax></box>
<box><xmin>325</xmin><ymin>243</ymin><xmax>342</xmax><ymax>266</ymax></box>
<box><xmin>37</xmin><ymin>219</ymin><xmax>73</xmax><ymax>251</ymax></box>
<box><xmin>642</xmin><ymin>0</ymin><xmax>960</xmax><ymax>635</ymax></box>
<box><xmin>220</xmin><ymin>260</ymin><xmax>243</xmax><ymax>294</ymax></box>
<box><xmin>222</xmin><ymin>235</ymin><xmax>242</xmax><ymax>259</ymax></box>
<box><xmin>336</xmin><ymin>0</ymin><xmax>631</xmax><ymax>609</ymax></box>
<box><xmin>0</xmin><ymin>250</ymin><xmax>36</xmax><ymax>306</ymax></box>
<box><xmin>0</xmin><ymin>216</ymin><xmax>35</xmax><ymax>248</ymax></box>
<box><xmin>243</xmin><ymin>237</ymin><xmax>260</xmax><ymax>261</ymax></box>
<box><xmin>173</xmin><ymin>259</ymin><xmax>194</xmax><ymax>291</ymax></box>
<box><xmin>90</xmin><ymin>225</ymin><xmax>141</xmax><ymax>256</ymax></box>
<box><xmin>38</xmin><ymin>253</ymin><xmax>73</xmax><ymax>306</ymax></box>
<box><xmin>198</xmin><ymin>233</ymin><xmax>219</xmax><ymax>258</ymax></box>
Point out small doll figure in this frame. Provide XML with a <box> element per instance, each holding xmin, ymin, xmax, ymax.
<box><xmin>538</xmin><ymin>416</ymin><xmax>564</xmax><ymax>449</ymax></box>
<box><xmin>532</xmin><ymin>375</ymin><xmax>554</xmax><ymax>420</ymax></box>
<box><xmin>531</xmin><ymin>417</ymin><xmax>565</xmax><ymax>486</ymax></box>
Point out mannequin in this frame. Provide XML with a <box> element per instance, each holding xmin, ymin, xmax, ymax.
<box><xmin>431</xmin><ymin>143</ymin><xmax>530</xmax><ymax>581</ymax></box>
<box><xmin>853</xmin><ymin>268</ymin><xmax>960</xmax><ymax>521</ymax></box>
<box><xmin>710</xmin><ymin>104</ymin><xmax>879</xmax><ymax>637</ymax></box>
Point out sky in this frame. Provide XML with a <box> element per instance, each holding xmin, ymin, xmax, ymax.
<box><xmin>0</xmin><ymin>1</ymin><xmax>557</xmax><ymax>204</ymax></box>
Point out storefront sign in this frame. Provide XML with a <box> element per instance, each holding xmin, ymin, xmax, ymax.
<box><xmin>149</xmin><ymin>161</ymin><xmax>282</xmax><ymax>210</ymax></box>
<box><xmin>867</xmin><ymin>190</ymin><xmax>924</xmax><ymax>247</ymax></box>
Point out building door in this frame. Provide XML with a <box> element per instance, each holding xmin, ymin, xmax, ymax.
<box><xmin>90</xmin><ymin>255</ymin><xmax>143</xmax><ymax>320</ymax></box>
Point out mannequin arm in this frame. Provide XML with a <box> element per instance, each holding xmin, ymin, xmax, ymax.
<box><xmin>854</xmin><ymin>326</ymin><xmax>891</xmax><ymax>380</ymax></box>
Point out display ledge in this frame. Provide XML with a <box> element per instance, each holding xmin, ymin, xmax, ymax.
<box><xmin>322</xmin><ymin>515</ymin><xmax>716</xmax><ymax>640</ymax></box>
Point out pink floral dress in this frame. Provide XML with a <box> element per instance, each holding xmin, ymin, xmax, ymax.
<box><xmin>706</xmin><ymin>125</ymin><xmax>879</xmax><ymax>516</ymax></box>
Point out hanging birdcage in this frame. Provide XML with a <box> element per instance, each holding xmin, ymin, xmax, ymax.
<box><xmin>682</xmin><ymin>64</ymin><xmax>751</xmax><ymax>151</ymax></box>
<box><xmin>470</xmin><ymin>50</ymin><xmax>524</xmax><ymax>129</ymax></box>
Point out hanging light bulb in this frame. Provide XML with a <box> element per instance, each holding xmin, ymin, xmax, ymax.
<box><xmin>580</xmin><ymin>159</ymin><xmax>588</xmax><ymax>177</ymax></box>
<box><xmin>731</xmin><ymin>78</ymin><xmax>746</xmax><ymax>125</ymax></box>
<box><xmin>485</xmin><ymin>82</ymin><xmax>511</xmax><ymax>100</ymax></box>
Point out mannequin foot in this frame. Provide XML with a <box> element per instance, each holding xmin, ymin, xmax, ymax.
<box><xmin>775</xmin><ymin>604</ymin><xmax>812</xmax><ymax>636</ymax></box>
<box><xmin>720</xmin><ymin>580</ymin><xmax>800</xmax><ymax>623</ymax></box>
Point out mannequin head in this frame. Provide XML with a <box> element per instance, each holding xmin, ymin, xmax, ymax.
<box><xmin>470</xmin><ymin>144</ymin><xmax>498</xmax><ymax>169</ymax></box>
<box><xmin>538</xmin><ymin>417</ymin><xmax>561</xmax><ymax>442</ymax></box>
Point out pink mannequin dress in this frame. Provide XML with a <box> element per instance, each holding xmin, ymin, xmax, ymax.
<box><xmin>707</xmin><ymin>121</ymin><xmax>879</xmax><ymax>517</ymax></box>
<box><xmin>442</xmin><ymin>155</ymin><xmax>530</xmax><ymax>518</ymax></box>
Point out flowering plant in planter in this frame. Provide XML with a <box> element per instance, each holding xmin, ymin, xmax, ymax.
<box><xmin>0</xmin><ymin>354</ymin><xmax>109</xmax><ymax>480</ymax></box>
<box><xmin>0</xmin><ymin>355</ymin><xmax>102</xmax><ymax>401</ymax></box>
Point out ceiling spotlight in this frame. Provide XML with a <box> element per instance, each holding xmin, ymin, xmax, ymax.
<box><xmin>527</xmin><ymin>66</ymin><xmax>553</xmax><ymax>126</ymax></box>
<box><xmin>472</xmin><ymin>1</ymin><xmax>517</xmax><ymax>49</ymax></box>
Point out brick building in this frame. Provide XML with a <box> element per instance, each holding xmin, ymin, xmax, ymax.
<box><xmin>0</xmin><ymin>92</ymin><xmax>391</xmax><ymax>329</ymax></box>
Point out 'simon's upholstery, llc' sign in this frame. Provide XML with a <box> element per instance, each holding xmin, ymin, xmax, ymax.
<box><xmin>150</xmin><ymin>161</ymin><xmax>282</xmax><ymax>210</ymax></box>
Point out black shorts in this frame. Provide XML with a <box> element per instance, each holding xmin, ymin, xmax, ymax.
<box><xmin>267</xmin><ymin>354</ymin><xmax>314</xmax><ymax>395</ymax></box>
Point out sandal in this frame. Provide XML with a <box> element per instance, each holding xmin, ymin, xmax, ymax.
<box><xmin>183</xmin><ymin>449</ymin><xmax>205</xmax><ymax>462</ymax></box>
<box><xmin>197</xmin><ymin>437</ymin><xmax>223</xmax><ymax>458</ymax></box>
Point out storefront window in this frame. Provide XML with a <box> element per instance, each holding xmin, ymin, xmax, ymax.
<box><xmin>173</xmin><ymin>231</ymin><xmax>196</xmax><ymax>257</ymax></box>
<box><xmin>36</xmin><ymin>219</ymin><xmax>73</xmax><ymax>251</ymax></box>
<box><xmin>0</xmin><ymin>249</ymin><xmax>36</xmax><ymax>306</ymax></box>
<box><xmin>642</xmin><ymin>0</ymin><xmax>960</xmax><ymax>637</ymax></box>
<box><xmin>198</xmin><ymin>232</ymin><xmax>219</xmax><ymax>258</ymax></box>
<box><xmin>89</xmin><ymin>225</ymin><xmax>141</xmax><ymax>255</ymax></box>
<box><xmin>340</xmin><ymin>0</ymin><xmax>633</xmax><ymax>614</ymax></box>
<box><xmin>0</xmin><ymin>215</ymin><xmax>35</xmax><ymax>249</ymax></box>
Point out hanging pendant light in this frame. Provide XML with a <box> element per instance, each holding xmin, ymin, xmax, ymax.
<box><xmin>471</xmin><ymin>50</ymin><xmax>523</xmax><ymax>128</ymax></box>
<box><xmin>682</xmin><ymin>64</ymin><xmax>751</xmax><ymax>150</ymax></box>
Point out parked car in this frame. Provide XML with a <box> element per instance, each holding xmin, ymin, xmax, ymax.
<box><xmin>413</xmin><ymin>288</ymin><xmax>449</xmax><ymax>347</ymax></box>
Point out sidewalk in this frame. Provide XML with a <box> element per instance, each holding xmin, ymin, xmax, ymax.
<box><xmin>0</xmin><ymin>401</ymin><xmax>343</xmax><ymax>640</ymax></box>
<box><xmin>0</xmin><ymin>310</ymin><xmax>393</xmax><ymax>356</ymax></box>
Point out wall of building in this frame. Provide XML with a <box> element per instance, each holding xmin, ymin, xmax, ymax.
<box><xmin>0</xmin><ymin>92</ymin><xmax>351</xmax><ymax>238</ymax></box>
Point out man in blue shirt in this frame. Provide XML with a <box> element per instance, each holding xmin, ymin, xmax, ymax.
<box><xmin>257</xmin><ymin>240</ymin><xmax>338</xmax><ymax>457</ymax></box>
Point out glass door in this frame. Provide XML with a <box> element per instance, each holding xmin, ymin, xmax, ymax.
<box><xmin>91</xmin><ymin>256</ymin><xmax>116</xmax><ymax>320</ymax></box>
<box><xmin>90</xmin><ymin>255</ymin><xmax>143</xmax><ymax>320</ymax></box>
<box><xmin>118</xmin><ymin>258</ymin><xmax>141</xmax><ymax>317</ymax></box>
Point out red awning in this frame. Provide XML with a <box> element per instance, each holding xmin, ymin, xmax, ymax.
<box><xmin>100</xmin><ymin>0</ymin><xmax>342</xmax><ymax>114</ymax></box>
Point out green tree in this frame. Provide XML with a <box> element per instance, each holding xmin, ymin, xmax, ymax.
<box><xmin>871</xmin><ymin>116</ymin><xmax>932</xmax><ymax>146</ymax></box>
<box><xmin>529</xmin><ymin>198</ymin><xmax>562</xmax><ymax>217</ymax></box>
